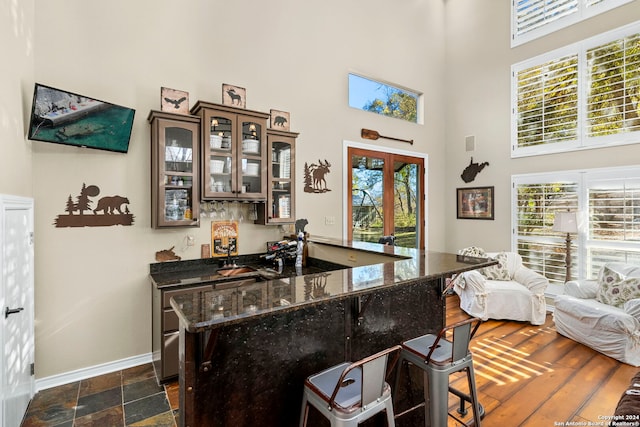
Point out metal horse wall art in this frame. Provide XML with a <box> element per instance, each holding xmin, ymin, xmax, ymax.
<box><xmin>303</xmin><ymin>159</ymin><xmax>332</xmax><ymax>193</ymax></box>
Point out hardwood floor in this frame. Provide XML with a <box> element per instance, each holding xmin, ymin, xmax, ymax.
<box><xmin>444</xmin><ymin>294</ymin><xmax>638</xmax><ymax>426</ymax></box>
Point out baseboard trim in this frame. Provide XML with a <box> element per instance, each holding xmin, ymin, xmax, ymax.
<box><xmin>35</xmin><ymin>353</ymin><xmax>152</xmax><ymax>392</ymax></box>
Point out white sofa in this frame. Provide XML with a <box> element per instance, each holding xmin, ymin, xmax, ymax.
<box><xmin>554</xmin><ymin>262</ymin><xmax>640</xmax><ymax>366</ymax></box>
<box><xmin>455</xmin><ymin>250</ymin><xmax>548</xmax><ymax>325</ymax></box>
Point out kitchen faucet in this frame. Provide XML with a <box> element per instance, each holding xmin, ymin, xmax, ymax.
<box><xmin>224</xmin><ymin>244</ymin><xmax>237</xmax><ymax>267</ymax></box>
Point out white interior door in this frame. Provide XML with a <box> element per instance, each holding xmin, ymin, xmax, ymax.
<box><xmin>1</xmin><ymin>195</ymin><xmax>34</xmax><ymax>427</ymax></box>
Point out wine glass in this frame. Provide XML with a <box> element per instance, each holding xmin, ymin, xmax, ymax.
<box><xmin>238</xmin><ymin>202</ymin><xmax>245</xmax><ymax>223</ymax></box>
<box><xmin>219</xmin><ymin>201</ymin><xmax>227</xmax><ymax>220</ymax></box>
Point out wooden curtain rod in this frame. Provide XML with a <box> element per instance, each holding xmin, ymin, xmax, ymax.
<box><xmin>361</xmin><ymin>128</ymin><xmax>413</xmax><ymax>145</ymax></box>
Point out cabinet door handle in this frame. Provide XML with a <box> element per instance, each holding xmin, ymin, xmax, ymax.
<box><xmin>5</xmin><ymin>306</ymin><xmax>24</xmax><ymax>318</ymax></box>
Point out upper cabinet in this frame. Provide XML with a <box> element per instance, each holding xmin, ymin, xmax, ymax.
<box><xmin>148</xmin><ymin>111</ymin><xmax>200</xmax><ymax>228</ymax></box>
<box><xmin>256</xmin><ymin>129</ymin><xmax>298</xmax><ymax>225</ymax></box>
<box><xmin>191</xmin><ymin>101</ymin><xmax>269</xmax><ymax>201</ymax></box>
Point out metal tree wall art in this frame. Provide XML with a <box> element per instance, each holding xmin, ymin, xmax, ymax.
<box><xmin>460</xmin><ymin>157</ymin><xmax>490</xmax><ymax>183</ymax></box>
<box><xmin>303</xmin><ymin>159</ymin><xmax>332</xmax><ymax>193</ymax></box>
<box><xmin>54</xmin><ymin>183</ymin><xmax>134</xmax><ymax>227</ymax></box>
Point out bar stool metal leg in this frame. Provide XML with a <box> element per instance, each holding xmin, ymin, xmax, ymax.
<box><xmin>393</xmin><ymin>318</ymin><xmax>483</xmax><ymax>427</ymax></box>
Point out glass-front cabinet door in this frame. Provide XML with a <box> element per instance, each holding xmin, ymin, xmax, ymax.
<box><xmin>148</xmin><ymin>111</ymin><xmax>200</xmax><ymax>228</ymax></box>
<box><xmin>204</xmin><ymin>110</ymin><xmax>235</xmax><ymax>198</ymax></box>
<box><xmin>193</xmin><ymin>101</ymin><xmax>268</xmax><ymax>200</ymax></box>
<box><xmin>239</xmin><ymin>116</ymin><xmax>264</xmax><ymax>199</ymax></box>
<box><xmin>257</xmin><ymin>129</ymin><xmax>298</xmax><ymax>224</ymax></box>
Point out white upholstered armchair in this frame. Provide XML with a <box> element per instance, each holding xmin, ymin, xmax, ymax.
<box><xmin>554</xmin><ymin>262</ymin><xmax>640</xmax><ymax>366</ymax></box>
<box><xmin>454</xmin><ymin>249</ymin><xmax>549</xmax><ymax>325</ymax></box>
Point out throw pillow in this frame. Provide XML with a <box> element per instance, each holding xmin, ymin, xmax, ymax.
<box><xmin>459</xmin><ymin>247</ymin><xmax>511</xmax><ymax>280</ymax></box>
<box><xmin>459</xmin><ymin>246</ymin><xmax>487</xmax><ymax>258</ymax></box>
<box><xmin>596</xmin><ymin>265</ymin><xmax>640</xmax><ymax>308</ymax></box>
<box><xmin>482</xmin><ymin>252</ymin><xmax>512</xmax><ymax>280</ymax></box>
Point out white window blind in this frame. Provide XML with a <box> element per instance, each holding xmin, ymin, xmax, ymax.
<box><xmin>512</xmin><ymin>0</ymin><xmax>635</xmax><ymax>47</ymax></box>
<box><xmin>514</xmin><ymin>179</ymin><xmax>579</xmax><ymax>284</ymax></box>
<box><xmin>586</xmin><ymin>174</ymin><xmax>640</xmax><ymax>276</ymax></box>
<box><xmin>512</xmin><ymin>21</ymin><xmax>640</xmax><ymax>158</ymax></box>
<box><xmin>586</xmin><ymin>33</ymin><xmax>640</xmax><ymax>138</ymax></box>
<box><xmin>515</xmin><ymin>54</ymin><xmax>578</xmax><ymax>149</ymax></box>
<box><xmin>514</xmin><ymin>0</ymin><xmax>578</xmax><ymax>39</ymax></box>
<box><xmin>513</xmin><ymin>167</ymin><xmax>640</xmax><ymax>286</ymax></box>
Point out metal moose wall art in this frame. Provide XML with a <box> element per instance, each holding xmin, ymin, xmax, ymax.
<box><xmin>303</xmin><ymin>159</ymin><xmax>332</xmax><ymax>193</ymax></box>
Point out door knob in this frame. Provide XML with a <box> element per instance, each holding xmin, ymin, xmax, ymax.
<box><xmin>4</xmin><ymin>306</ymin><xmax>24</xmax><ymax>319</ymax></box>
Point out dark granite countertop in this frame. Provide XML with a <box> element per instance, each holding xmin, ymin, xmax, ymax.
<box><xmin>149</xmin><ymin>253</ymin><xmax>344</xmax><ymax>289</ymax></box>
<box><xmin>164</xmin><ymin>238</ymin><xmax>496</xmax><ymax>333</ymax></box>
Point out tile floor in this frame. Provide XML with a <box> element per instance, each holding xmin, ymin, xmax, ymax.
<box><xmin>21</xmin><ymin>363</ymin><xmax>179</xmax><ymax>427</ymax></box>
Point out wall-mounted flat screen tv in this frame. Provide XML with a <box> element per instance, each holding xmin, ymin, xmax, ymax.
<box><xmin>28</xmin><ymin>83</ymin><xmax>135</xmax><ymax>153</ymax></box>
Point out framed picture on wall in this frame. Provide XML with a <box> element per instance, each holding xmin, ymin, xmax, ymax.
<box><xmin>222</xmin><ymin>84</ymin><xmax>246</xmax><ymax>108</ymax></box>
<box><xmin>270</xmin><ymin>109</ymin><xmax>290</xmax><ymax>130</ymax></box>
<box><xmin>457</xmin><ymin>186</ymin><xmax>494</xmax><ymax>220</ymax></box>
<box><xmin>161</xmin><ymin>87</ymin><xmax>189</xmax><ymax>114</ymax></box>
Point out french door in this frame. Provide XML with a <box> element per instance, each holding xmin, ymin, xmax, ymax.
<box><xmin>347</xmin><ymin>147</ymin><xmax>425</xmax><ymax>249</ymax></box>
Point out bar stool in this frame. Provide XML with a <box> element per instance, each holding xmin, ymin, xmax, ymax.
<box><xmin>394</xmin><ymin>317</ymin><xmax>483</xmax><ymax>427</ymax></box>
<box><xmin>300</xmin><ymin>345</ymin><xmax>401</xmax><ymax>427</ymax></box>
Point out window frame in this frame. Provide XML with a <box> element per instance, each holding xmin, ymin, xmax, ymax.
<box><xmin>511</xmin><ymin>172</ymin><xmax>582</xmax><ymax>286</ymax></box>
<box><xmin>511</xmin><ymin>0</ymin><xmax>635</xmax><ymax>47</ymax></box>
<box><xmin>513</xmin><ymin>166</ymin><xmax>640</xmax><ymax>291</ymax></box>
<box><xmin>511</xmin><ymin>20</ymin><xmax>640</xmax><ymax>158</ymax></box>
<box><xmin>347</xmin><ymin>72</ymin><xmax>423</xmax><ymax>125</ymax></box>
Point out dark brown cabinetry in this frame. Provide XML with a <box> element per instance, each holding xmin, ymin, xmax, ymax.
<box><xmin>257</xmin><ymin>129</ymin><xmax>298</xmax><ymax>224</ymax></box>
<box><xmin>152</xmin><ymin>277</ymin><xmax>261</xmax><ymax>383</ymax></box>
<box><xmin>152</xmin><ymin>283</ymin><xmax>213</xmax><ymax>382</ymax></box>
<box><xmin>191</xmin><ymin>101</ymin><xmax>268</xmax><ymax>201</ymax></box>
<box><xmin>148</xmin><ymin>111</ymin><xmax>200</xmax><ymax>228</ymax></box>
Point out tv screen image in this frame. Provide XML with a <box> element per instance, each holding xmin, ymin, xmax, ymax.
<box><xmin>28</xmin><ymin>83</ymin><xmax>135</xmax><ymax>153</ymax></box>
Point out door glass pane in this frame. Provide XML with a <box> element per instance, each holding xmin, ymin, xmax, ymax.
<box><xmin>272</xmin><ymin>142</ymin><xmax>291</xmax><ymax>179</ymax></box>
<box><xmin>394</xmin><ymin>161</ymin><xmax>419</xmax><ymax>248</ymax></box>
<box><xmin>210</xmin><ymin>154</ymin><xmax>232</xmax><ymax>193</ymax></box>
<box><xmin>164</xmin><ymin>127</ymin><xmax>193</xmax><ymax>173</ymax></box>
<box><xmin>351</xmin><ymin>154</ymin><xmax>385</xmax><ymax>243</ymax></box>
<box><xmin>208</xmin><ymin>116</ymin><xmax>232</xmax><ymax>194</ymax></box>
<box><xmin>272</xmin><ymin>182</ymin><xmax>292</xmax><ymax>219</ymax></box>
<box><xmin>241</xmin><ymin>120</ymin><xmax>261</xmax><ymax>194</ymax></box>
<box><xmin>163</xmin><ymin>126</ymin><xmax>194</xmax><ymax>222</ymax></box>
<box><xmin>241</xmin><ymin>158</ymin><xmax>261</xmax><ymax>194</ymax></box>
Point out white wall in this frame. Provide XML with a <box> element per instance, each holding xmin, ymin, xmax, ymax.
<box><xmin>0</xmin><ymin>0</ymin><xmax>34</xmax><ymax>197</ymax></box>
<box><xmin>444</xmin><ymin>1</ymin><xmax>640</xmax><ymax>253</ymax></box>
<box><xmin>29</xmin><ymin>0</ymin><xmax>447</xmax><ymax>378</ymax></box>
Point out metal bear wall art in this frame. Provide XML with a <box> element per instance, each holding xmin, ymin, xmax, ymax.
<box><xmin>54</xmin><ymin>183</ymin><xmax>134</xmax><ymax>227</ymax></box>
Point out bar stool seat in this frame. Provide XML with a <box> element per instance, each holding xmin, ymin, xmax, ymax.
<box><xmin>395</xmin><ymin>318</ymin><xmax>483</xmax><ymax>427</ymax></box>
<box><xmin>300</xmin><ymin>345</ymin><xmax>401</xmax><ymax>427</ymax></box>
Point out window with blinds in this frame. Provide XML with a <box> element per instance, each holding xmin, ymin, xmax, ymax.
<box><xmin>514</xmin><ymin>180</ymin><xmax>579</xmax><ymax>284</ymax></box>
<box><xmin>512</xmin><ymin>21</ymin><xmax>640</xmax><ymax>158</ymax></box>
<box><xmin>587</xmin><ymin>33</ymin><xmax>640</xmax><ymax>138</ymax></box>
<box><xmin>512</xmin><ymin>0</ymin><xmax>634</xmax><ymax>47</ymax></box>
<box><xmin>513</xmin><ymin>168</ymin><xmax>640</xmax><ymax>287</ymax></box>
<box><xmin>587</xmin><ymin>175</ymin><xmax>640</xmax><ymax>276</ymax></box>
<box><xmin>515</xmin><ymin>55</ymin><xmax>578</xmax><ymax>149</ymax></box>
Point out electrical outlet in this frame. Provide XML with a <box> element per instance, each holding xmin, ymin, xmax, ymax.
<box><xmin>325</xmin><ymin>216</ymin><xmax>335</xmax><ymax>225</ymax></box>
<box><xmin>186</xmin><ymin>235</ymin><xmax>195</xmax><ymax>246</ymax></box>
